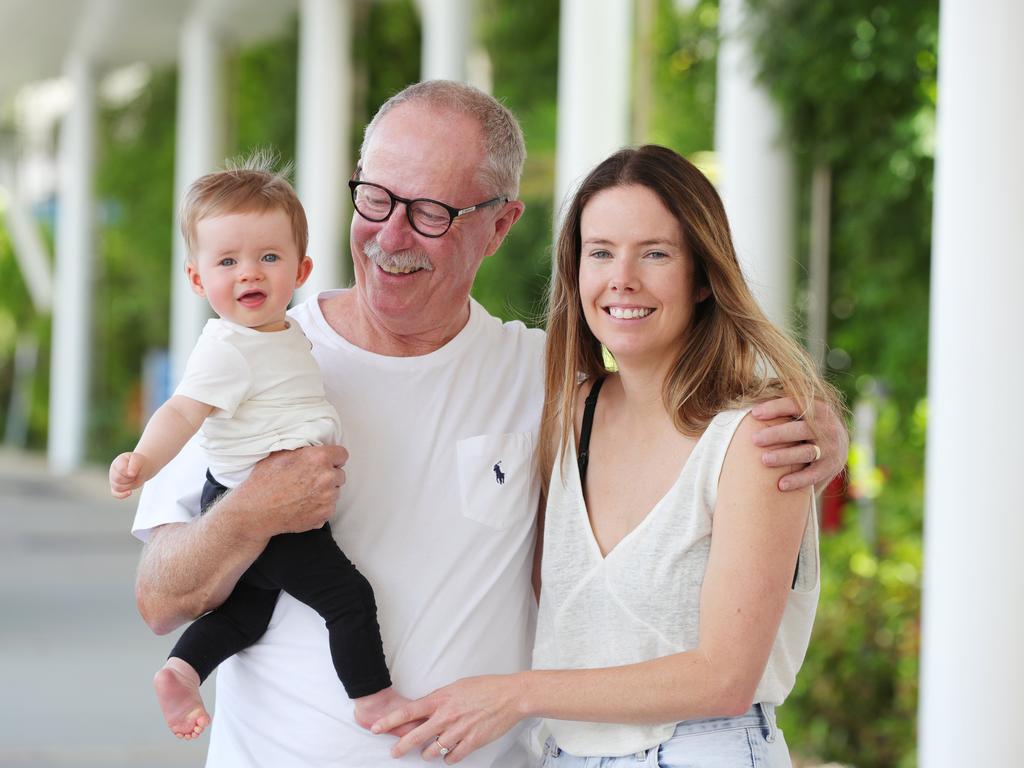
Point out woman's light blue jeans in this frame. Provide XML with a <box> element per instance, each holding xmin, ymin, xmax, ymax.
<box><xmin>539</xmin><ymin>704</ymin><xmax>791</xmax><ymax>768</ymax></box>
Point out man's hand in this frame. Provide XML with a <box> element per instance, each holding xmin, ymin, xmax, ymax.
<box><xmin>752</xmin><ymin>397</ymin><xmax>848</xmax><ymax>493</ymax></box>
<box><xmin>230</xmin><ymin>444</ymin><xmax>349</xmax><ymax>542</ymax></box>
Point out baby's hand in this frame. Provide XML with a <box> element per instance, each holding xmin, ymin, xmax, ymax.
<box><xmin>109</xmin><ymin>452</ymin><xmax>147</xmax><ymax>499</ymax></box>
<box><xmin>354</xmin><ymin>687</ymin><xmax>418</xmax><ymax>737</ymax></box>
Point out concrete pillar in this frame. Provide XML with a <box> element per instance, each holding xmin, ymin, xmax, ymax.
<box><xmin>919</xmin><ymin>1</ymin><xmax>1024</xmax><ymax>765</ymax></box>
<box><xmin>47</xmin><ymin>54</ymin><xmax>96</xmax><ymax>473</ymax></box>
<box><xmin>417</xmin><ymin>0</ymin><xmax>472</xmax><ymax>82</ymax></box>
<box><xmin>170</xmin><ymin>11</ymin><xmax>224</xmax><ymax>384</ymax></box>
<box><xmin>295</xmin><ymin>0</ymin><xmax>354</xmax><ymax>301</ymax></box>
<box><xmin>554</xmin><ymin>0</ymin><xmax>633</xmax><ymax>221</ymax></box>
<box><xmin>714</xmin><ymin>0</ymin><xmax>795</xmax><ymax>328</ymax></box>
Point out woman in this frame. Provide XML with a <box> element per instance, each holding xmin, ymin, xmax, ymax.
<box><xmin>373</xmin><ymin>145</ymin><xmax>842</xmax><ymax>766</ymax></box>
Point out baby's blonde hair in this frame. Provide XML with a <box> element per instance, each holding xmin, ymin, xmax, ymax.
<box><xmin>179</xmin><ymin>149</ymin><xmax>308</xmax><ymax>261</ymax></box>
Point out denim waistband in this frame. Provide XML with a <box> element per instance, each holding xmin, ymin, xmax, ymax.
<box><xmin>543</xmin><ymin>703</ymin><xmax>779</xmax><ymax>761</ymax></box>
<box><xmin>669</xmin><ymin>702</ymin><xmax>777</xmax><ymax>741</ymax></box>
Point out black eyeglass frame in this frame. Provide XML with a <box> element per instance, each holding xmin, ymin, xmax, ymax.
<box><xmin>348</xmin><ymin>179</ymin><xmax>507</xmax><ymax>238</ymax></box>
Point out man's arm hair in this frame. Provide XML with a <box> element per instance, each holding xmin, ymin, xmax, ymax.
<box><xmin>135</xmin><ymin>496</ymin><xmax>268</xmax><ymax>634</ymax></box>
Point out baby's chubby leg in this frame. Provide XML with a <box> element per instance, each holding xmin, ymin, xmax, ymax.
<box><xmin>354</xmin><ymin>686</ymin><xmax>418</xmax><ymax>736</ymax></box>
<box><xmin>153</xmin><ymin>657</ymin><xmax>211</xmax><ymax>739</ymax></box>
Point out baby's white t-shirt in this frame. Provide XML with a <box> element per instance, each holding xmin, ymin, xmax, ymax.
<box><xmin>174</xmin><ymin>318</ymin><xmax>341</xmax><ymax>484</ymax></box>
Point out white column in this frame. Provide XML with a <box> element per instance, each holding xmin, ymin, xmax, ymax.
<box><xmin>714</xmin><ymin>0</ymin><xmax>794</xmax><ymax>328</ymax></box>
<box><xmin>170</xmin><ymin>11</ymin><xmax>224</xmax><ymax>384</ymax></box>
<box><xmin>47</xmin><ymin>54</ymin><xmax>96</xmax><ymax>473</ymax></box>
<box><xmin>0</xmin><ymin>162</ymin><xmax>53</xmax><ymax>313</ymax></box>
<box><xmin>417</xmin><ymin>0</ymin><xmax>472</xmax><ymax>81</ymax></box>
<box><xmin>554</xmin><ymin>0</ymin><xmax>633</xmax><ymax>219</ymax></box>
<box><xmin>919</xmin><ymin>2</ymin><xmax>1024</xmax><ymax>766</ymax></box>
<box><xmin>295</xmin><ymin>0</ymin><xmax>353</xmax><ymax>300</ymax></box>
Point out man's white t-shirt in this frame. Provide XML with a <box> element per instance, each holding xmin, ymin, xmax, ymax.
<box><xmin>133</xmin><ymin>292</ymin><xmax>545</xmax><ymax>767</ymax></box>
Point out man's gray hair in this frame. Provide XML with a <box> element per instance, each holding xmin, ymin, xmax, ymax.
<box><xmin>360</xmin><ymin>80</ymin><xmax>526</xmax><ymax>200</ymax></box>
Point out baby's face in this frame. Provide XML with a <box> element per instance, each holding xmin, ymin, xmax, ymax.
<box><xmin>186</xmin><ymin>209</ymin><xmax>311</xmax><ymax>332</ymax></box>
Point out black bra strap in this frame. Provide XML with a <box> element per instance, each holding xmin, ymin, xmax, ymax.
<box><xmin>577</xmin><ymin>377</ymin><xmax>605</xmax><ymax>484</ymax></box>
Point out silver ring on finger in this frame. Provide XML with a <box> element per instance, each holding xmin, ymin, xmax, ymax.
<box><xmin>436</xmin><ymin>737</ymin><xmax>452</xmax><ymax>757</ymax></box>
<box><xmin>810</xmin><ymin>443</ymin><xmax>822</xmax><ymax>463</ymax></box>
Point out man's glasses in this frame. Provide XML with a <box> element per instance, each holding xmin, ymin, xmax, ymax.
<box><xmin>349</xmin><ymin>180</ymin><xmax>507</xmax><ymax>238</ymax></box>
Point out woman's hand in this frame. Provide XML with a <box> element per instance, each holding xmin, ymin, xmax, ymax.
<box><xmin>371</xmin><ymin>674</ymin><xmax>527</xmax><ymax>764</ymax></box>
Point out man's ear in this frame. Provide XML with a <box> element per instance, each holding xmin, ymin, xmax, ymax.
<box><xmin>185</xmin><ymin>261</ymin><xmax>206</xmax><ymax>298</ymax></box>
<box><xmin>483</xmin><ymin>200</ymin><xmax>526</xmax><ymax>259</ymax></box>
<box><xmin>295</xmin><ymin>256</ymin><xmax>313</xmax><ymax>288</ymax></box>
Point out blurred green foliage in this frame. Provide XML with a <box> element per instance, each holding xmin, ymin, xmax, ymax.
<box><xmin>744</xmin><ymin>1</ymin><xmax>937</xmax><ymax>765</ymax></box>
<box><xmin>782</xmin><ymin>396</ymin><xmax>926</xmax><ymax>768</ymax></box>
<box><xmin>647</xmin><ymin>0</ymin><xmax>720</xmax><ymax>157</ymax></box>
<box><xmin>354</xmin><ymin>0</ymin><xmax>422</xmax><ymax>136</ymax></box>
<box><xmin>746</xmin><ymin>0</ymin><xmax>937</xmax><ymax>414</ymax></box>
<box><xmin>92</xmin><ymin>68</ymin><xmax>177</xmax><ymax>457</ymax></box>
<box><xmin>473</xmin><ymin>0</ymin><xmax>560</xmax><ymax>324</ymax></box>
<box><xmin>232</xmin><ymin>22</ymin><xmax>300</xmax><ymax>162</ymax></box>
<box><xmin>0</xmin><ymin>219</ymin><xmax>49</xmax><ymax>447</ymax></box>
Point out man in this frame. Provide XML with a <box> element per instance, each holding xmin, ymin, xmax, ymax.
<box><xmin>133</xmin><ymin>81</ymin><xmax>846</xmax><ymax>767</ymax></box>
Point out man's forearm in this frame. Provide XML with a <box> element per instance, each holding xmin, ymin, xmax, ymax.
<box><xmin>135</xmin><ymin>499</ymin><xmax>268</xmax><ymax>634</ymax></box>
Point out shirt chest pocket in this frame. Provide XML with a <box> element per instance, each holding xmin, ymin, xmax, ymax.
<box><xmin>456</xmin><ymin>432</ymin><xmax>537</xmax><ymax>531</ymax></box>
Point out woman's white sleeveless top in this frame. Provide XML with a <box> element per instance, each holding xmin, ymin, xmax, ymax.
<box><xmin>532</xmin><ymin>408</ymin><xmax>820</xmax><ymax>757</ymax></box>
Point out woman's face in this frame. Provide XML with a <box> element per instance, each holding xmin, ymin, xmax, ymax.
<box><xmin>578</xmin><ymin>184</ymin><xmax>706</xmax><ymax>369</ymax></box>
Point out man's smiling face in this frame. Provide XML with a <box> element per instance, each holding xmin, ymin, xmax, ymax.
<box><xmin>348</xmin><ymin>103</ymin><xmax>507</xmax><ymax>340</ymax></box>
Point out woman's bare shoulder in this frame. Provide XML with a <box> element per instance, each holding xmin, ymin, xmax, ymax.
<box><xmin>720</xmin><ymin>412</ymin><xmax>798</xmax><ymax>498</ymax></box>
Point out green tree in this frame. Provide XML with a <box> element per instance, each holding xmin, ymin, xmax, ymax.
<box><xmin>475</xmin><ymin>0</ymin><xmax>561</xmax><ymax>324</ymax></box>
<box><xmin>647</xmin><ymin>0</ymin><xmax>720</xmax><ymax>159</ymax></box>
<box><xmin>355</xmin><ymin>0</ymin><xmax>422</xmax><ymax>141</ymax></box>
<box><xmin>232</xmin><ymin>21</ymin><xmax>300</xmax><ymax>162</ymax></box>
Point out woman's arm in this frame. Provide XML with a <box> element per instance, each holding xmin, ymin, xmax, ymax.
<box><xmin>374</xmin><ymin>415</ymin><xmax>811</xmax><ymax>763</ymax></box>
<box><xmin>135</xmin><ymin>444</ymin><xmax>349</xmax><ymax>633</ymax></box>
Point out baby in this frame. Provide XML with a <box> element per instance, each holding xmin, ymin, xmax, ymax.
<box><xmin>110</xmin><ymin>155</ymin><xmax>406</xmax><ymax>739</ymax></box>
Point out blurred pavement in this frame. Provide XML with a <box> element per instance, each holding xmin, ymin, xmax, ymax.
<box><xmin>0</xmin><ymin>449</ymin><xmax>208</xmax><ymax>767</ymax></box>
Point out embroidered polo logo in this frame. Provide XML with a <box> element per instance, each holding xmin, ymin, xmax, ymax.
<box><xmin>493</xmin><ymin>461</ymin><xmax>505</xmax><ymax>485</ymax></box>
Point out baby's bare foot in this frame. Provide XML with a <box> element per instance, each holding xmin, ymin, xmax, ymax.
<box><xmin>154</xmin><ymin>657</ymin><xmax>210</xmax><ymax>740</ymax></box>
<box><xmin>354</xmin><ymin>686</ymin><xmax>418</xmax><ymax>736</ymax></box>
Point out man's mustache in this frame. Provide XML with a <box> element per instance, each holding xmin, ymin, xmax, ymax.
<box><xmin>363</xmin><ymin>240</ymin><xmax>434</xmax><ymax>272</ymax></box>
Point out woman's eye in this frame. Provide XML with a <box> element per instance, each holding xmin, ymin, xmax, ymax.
<box><xmin>645</xmin><ymin>250</ymin><xmax>669</xmax><ymax>260</ymax></box>
<box><xmin>262</xmin><ymin>253</ymin><xmax>279</xmax><ymax>263</ymax></box>
<box><xmin>588</xmin><ymin>249</ymin><xmax>612</xmax><ymax>260</ymax></box>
